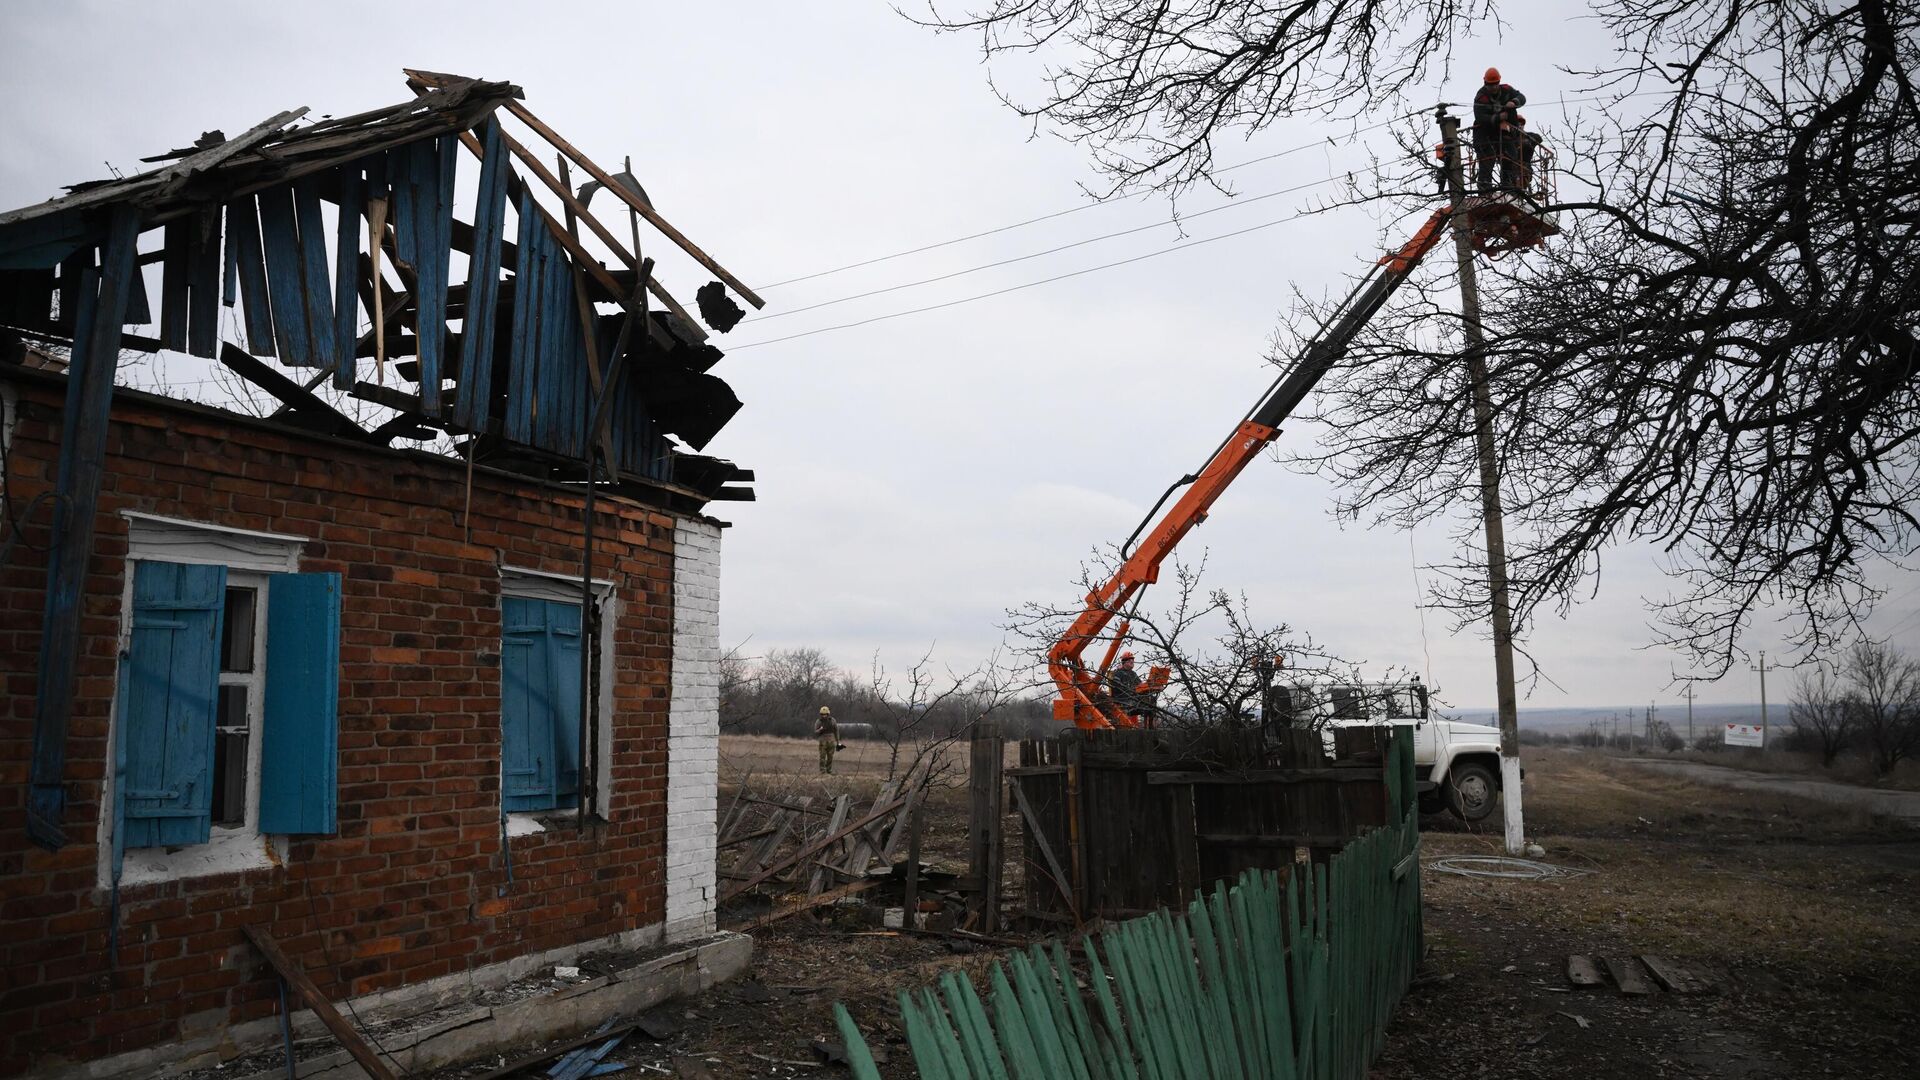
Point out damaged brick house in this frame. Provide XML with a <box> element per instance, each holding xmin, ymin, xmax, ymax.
<box><xmin>0</xmin><ymin>71</ymin><xmax>760</xmax><ymax>1077</ymax></box>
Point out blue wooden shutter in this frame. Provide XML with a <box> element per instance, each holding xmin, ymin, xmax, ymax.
<box><xmin>547</xmin><ymin>601</ymin><xmax>583</xmax><ymax>804</ymax></box>
<box><xmin>119</xmin><ymin>561</ymin><xmax>224</xmax><ymax>848</ymax></box>
<box><xmin>501</xmin><ymin>597</ymin><xmax>555</xmax><ymax>811</ymax></box>
<box><xmin>259</xmin><ymin>573</ymin><xmax>341</xmax><ymax>834</ymax></box>
<box><xmin>500</xmin><ymin>597</ymin><xmax>582</xmax><ymax>811</ymax></box>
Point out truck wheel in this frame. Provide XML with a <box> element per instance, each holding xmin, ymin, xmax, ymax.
<box><xmin>1418</xmin><ymin>791</ymin><xmax>1445</xmax><ymax>817</ymax></box>
<box><xmin>1447</xmin><ymin>763</ymin><xmax>1499</xmax><ymax>823</ymax></box>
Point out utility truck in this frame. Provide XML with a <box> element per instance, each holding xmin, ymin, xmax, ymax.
<box><xmin>1267</xmin><ymin>679</ymin><xmax>1507</xmax><ymax>823</ymax></box>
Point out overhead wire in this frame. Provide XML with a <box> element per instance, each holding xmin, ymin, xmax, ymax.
<box><xmin>749</xmin><ymin>87</ymin><xmax>1677</xmax><ymax>295</ymax></box>
<box><xmin>728</xmin><ymin>203</ymin><xmax>1339</xmax><ymax>351</ymax></box>
<box><xmin>751</xmin><ymin>172</ymin><xmax>1349</xmax><ymax>323</ymax></box>
<box><xmin>732</xmin><ymin>87</ymin><xmax>1680</xmax><ymax>351</ymax></box>
<box><xmin>753</xmin><ymin>112</ymin><xmax>1410</xmax><ymax>291</ymax></box>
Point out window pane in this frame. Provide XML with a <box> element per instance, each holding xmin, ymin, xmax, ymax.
<box><xmin>1331</xmin><ymin>686</ymin><xmax>1364</xmax><ymax>719</ymax></box>
<box><xmin>218</xmin><ymin>684</ymin><xmax>249</xmax><ymax>730</ymax></box>
<box><xmin>212</xmin><ymin>728</ymin><xmax>249</xmax><ymax>826</ymax></box>
<box><xmin>222</xmin><ymin>588</ymin><xmax>256</xmax><ymax>673</ymax></box>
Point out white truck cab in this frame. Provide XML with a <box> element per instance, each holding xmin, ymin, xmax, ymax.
<box><xmin>1269</xmin><ymin>678</ymin><xmax>1506</xmax><ymax>822</ymax></box>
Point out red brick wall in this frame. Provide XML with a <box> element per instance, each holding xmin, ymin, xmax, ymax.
<box><xmin>0</xmin><ymin>376</ymin><xmax>681</xmax><ymax>1074</ymax></box>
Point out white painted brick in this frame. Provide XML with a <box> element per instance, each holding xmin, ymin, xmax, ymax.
<box><xmin>664</xmin><ymin>517</ymin><xmax>722</xmax><ymax>942</ymax></box>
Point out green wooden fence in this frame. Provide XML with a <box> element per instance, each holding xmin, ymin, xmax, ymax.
<box><xmin>834</xmin><ymin>726</ymin><xmax>1422</xmax><ymax>1080</ymax></box>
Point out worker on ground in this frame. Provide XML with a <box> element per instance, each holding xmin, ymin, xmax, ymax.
<box><xmin>1472</xmin><ymin>68</ymin><xmax>1526</xmax><ymax>193</ymax></box>
<box><xmin>815</xmin><ymin>705</ymin><xmax>838</xmax><ymax>775</ymax></box>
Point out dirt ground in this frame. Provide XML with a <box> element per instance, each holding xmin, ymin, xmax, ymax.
<box><xmin>434</xmin><ymin>740</ymin><xmax>1920</xmax><ymax>1079</ymax></box>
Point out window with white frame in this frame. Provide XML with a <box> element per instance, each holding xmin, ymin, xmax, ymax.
<box><xmin>499</xmin><ymin>568</ymin><xmax>613</xmax><ymax>820</ymax></box>
<box><xmin>107</xmin><ymin>514</ymin><xmax>340</xmax><ymax>883</ymax></box>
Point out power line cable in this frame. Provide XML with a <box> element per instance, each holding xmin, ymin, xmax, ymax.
<box><xmin>753</xmin><ymin>172</ymin><xmax>1347</xmax><ymax>323</ymax></box>
<box><xmin>730</xmin><ymin>204</ymin><xmax>1333</xmax><ymax>351</ymax></box>
<box><xmin>754</xmin><ymin>115</ymin><xmax>1414</xmax><ymax>291</ymax></box>
<box><xmin>751</xmin><ymin>87</ymin><xmax>1676</xmax><ymax>292</ymax></box>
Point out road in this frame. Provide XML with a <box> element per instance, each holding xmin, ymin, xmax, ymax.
<box><xmin>1627</xmin><ymin>758</ymin><xmax>1920</xmax><ymax>824</ymax></box>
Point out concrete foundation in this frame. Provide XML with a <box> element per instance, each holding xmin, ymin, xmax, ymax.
<box><xmin>36</xmin><ymin>931</ymin><xmax>752</xmax><ymax>1080</ymax></box>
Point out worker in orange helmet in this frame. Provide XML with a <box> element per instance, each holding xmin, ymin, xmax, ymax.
<box><xmin>1108</xmin><ymin>651</ymin><xmax>1145</xmax><ymax>723</ymax></box>
<box><xmin>1472</xmin><ymin>67</ymin><xmax>1526</xmax><ymax>193</ymax></box>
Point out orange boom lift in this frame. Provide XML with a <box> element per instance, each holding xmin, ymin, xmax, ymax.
<box><xmin>1048</xmin><ymin>208</ymin><xmax>1459</xmax><ymax>729</ymax></box>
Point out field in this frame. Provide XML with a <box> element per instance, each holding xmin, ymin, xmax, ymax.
<box><xmin>434</xmin><ymin>738</ymin><xmax>1920</xmax><ymax>1078</ymax></box>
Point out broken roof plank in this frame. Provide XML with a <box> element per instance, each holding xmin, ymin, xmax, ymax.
<box><xmin>454</xmin><ymin>118</ymin><xmax>509</xmax><ymax>432</ymax></box>
<box><xmin>330</xmin><ymin>165</ymin><xmax>363</xmax><ymax>389</ymax></box>
<box><xmin>227</xmin><ymin>198</ymin><xmax>277</xmax><ymax>355</ymax></box>
<box><xmin>0</xmin><ymin>83</ymin><xmax>514</xmax><ymax>233</ymax></box>
<box><xmin>404</xmin><ymin>67</ymin><xmax>763</xmax><ymax>311</ymax></box>
<box><xmin>427</xmin><ymin>90</ymin><xmax>703</xmax><ymax>339</ymax></box>
<box><xmin>153</xmin><ymin>107</ymin><xmax>309</xmax><ymax>196</ymax></box>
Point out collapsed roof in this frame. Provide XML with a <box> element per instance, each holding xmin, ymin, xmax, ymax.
<box><xmin>0</xmin><ymin>68</ymin><xmax>759</xmax><ymax>508</ymax></box>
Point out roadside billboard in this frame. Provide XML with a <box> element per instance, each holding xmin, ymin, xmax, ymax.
<box><xmin>1724</xmin><ymin>722</ymin><xmax>1764</xmax><ymax>748</ymax></box>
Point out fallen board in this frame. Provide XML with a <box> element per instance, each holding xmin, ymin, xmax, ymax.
<box><xmin>1565</xmin><ymin>955</ymin><xmax>1605</xmax><ymax>987</ymax></box>
<box><xmin>1639</xmin><ymin>954</ymin><xmax>1710</xmax><ymax>995</ymax></box>
<box><xmin>1602</xmin><ymin>955</ymin><xmax>1655</xmax><ymax>996</ymax></box>
<box><xmin>242</xmin><ymin>925</ymin><xmax>398</xmax><ymax>1080</ymax></box>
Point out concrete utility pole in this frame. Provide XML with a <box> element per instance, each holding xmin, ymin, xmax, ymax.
<box><xmin>1682</xmin><ymin>684</ymin><xmax>1696</xmax><ymax>747</ymax></box>
<box><xmin>1751</xmin><ymin>650</ymin><xmax>1781</xmax><ymax>749</ymax></box>
<box><xmin>1438</xmin><ymin>108</ymin><xmax>1525</xmax><ymax>855</ymax></box>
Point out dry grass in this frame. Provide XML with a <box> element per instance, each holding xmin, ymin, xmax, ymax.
<box><xmin>1426</xmin><ymin>749</ymin><xmax>1920</xmax><ymax>975</ymax></box>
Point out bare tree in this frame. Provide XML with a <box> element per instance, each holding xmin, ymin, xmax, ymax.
<box><xmin>866</xmin><ymin>646</ymin><xmax>1028</xmax><ymax>783</ymax></box>
<box><xmin>1008</xmin><ymin>550</ymin><xmax>1400</xmax><ymax>733</ymax></box>
<box><xmin>921</xmin><ymin>0</ymin><xmax>1920</xmax><ymax>676</ymax></box>
<box><xmin>915</xmin><ymin>0</ymin><xmax>1490</xmax><ymax>194</ymax></box>
<box><xmin>1840</xmin><ymin>640</ymin><xmax>1920</xmax><ymax>776</ymax></box>
<box><xmin>1788</xmin><ymin>666</ymin><xmax>1854</xmax><ymax>767</ymax></box>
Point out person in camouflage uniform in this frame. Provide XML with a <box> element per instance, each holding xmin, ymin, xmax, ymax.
<box><xmin>815</xmin><ymin>706</ymin><xmax>839</xmax><ymax>775</ymax></box>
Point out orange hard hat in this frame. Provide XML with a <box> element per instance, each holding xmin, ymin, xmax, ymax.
<box><xmin>1484</xmin><ymin>67</ymin><xmax>1501</xmax><ymax>83</ymax></box>
<box><xmin>1120</xmin><ymin>651</ymin><xmax>1135</xmax><ymax>661</ymax></box>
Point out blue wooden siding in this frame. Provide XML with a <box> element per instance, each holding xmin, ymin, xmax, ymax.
<box><xmin>185</xmin><ymin>209</ymin><xmax>220</xmax><ymax>358</ymax></box>
<box><xmin>499</xmin><ymin>596</ymin><xmax>582</xmax><ymax>812</ymax></box>
<box><xmin>454</xmin><ymin>119</ymin><xmax>510</xmax><ymax>432</ymax></box>
<box><xmin>228</xmin><ymin>196</ymin><xmax>277</xmax><ymax>356</ymax></box>
<box><xmin>158</xmin><ymin>222</ymin><xmax>190</xmax><ymax>351</ymax></box>
<box><xmin>292</xmin><ymin>177</ymin><xmax>337</xmax><ymax>367</ymax></box>
<box><xmin>118</xmin><ymin>561</ymin><xmax>225</xmax><ymax>849</ymax></box>
<box><xmin>330</xmin><ymin>167</ymin><xmax>363</xmax><ymax>390</ymax></box>
<box><xmin>26</xmin><ymin>121</ymin><xmax>678</xmax><ymax>482</ymax></box>
<box><xmin>258</xmin><ymin>573</ymin><xmax>341</xmax><ymax>835</ymax></box>
<box><xmin>504</xmin><ymin>190</ymin><xmax>544</xmax><ymax>445</ymax></box>
<box><xmin>255</xmin><ymin>185</ymin><xmax>313</xmax><ymax>366</ymax></box>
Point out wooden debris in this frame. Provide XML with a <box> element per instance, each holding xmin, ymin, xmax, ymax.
<box><xmin>721</xmin><ymin>793</ymin><xmax>909</xmax><ymax>902</ymax></box>
<box><xmin>241</xmin><ymin>925</ymin><xmax>397</xmax><ymax>1080</ymax></box>
<box><xmin>807</xmin><ymin>795</ymin><xmax>852</xmax><ymax>896</ymax></box>
<box><xmin>1565</xmin><ymin>954</ymin><xmax>1605</xmax><ymax>987</ymax></box>
<box><xmin>1602</xmin><ymin>955</ymin><xmax>1655</xmax><ymax>996</ymax></box>
<box><xmin>732</xmin><ymin>879</ymin><xmax>882</xmax><ymax>932</ymax></box>
<box><xmin>1639</xmin><ymin>954</ymin><xmax>1710</xmax><ymax>994</ymax></box>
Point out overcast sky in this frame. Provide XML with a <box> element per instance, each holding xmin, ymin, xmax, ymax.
<box><xmin>3</xmin><ymin>1</ymin><xmax>1914</xmax><ymax>711</ymax></box>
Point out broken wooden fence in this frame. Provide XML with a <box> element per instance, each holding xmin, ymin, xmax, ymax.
<box><xmin>835</xmin><ymin>727</ymin><xmax>1422</xmax><ymax>1079</ymax></box>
